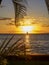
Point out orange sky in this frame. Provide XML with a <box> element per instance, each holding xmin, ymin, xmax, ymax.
<box><xmin>0</xmin><ymin>17</ymin><xmax>49</xmax><ymax>34</ymax></box>
<box><xmin>0</xmin><ymin>0</ymin><xmax>49</xmax><ymax>34</ymax></box>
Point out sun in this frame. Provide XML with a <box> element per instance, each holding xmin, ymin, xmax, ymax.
<box><xmin>22</xmin><ymin>26</ymin><xmax>32</xmax><ymax>33</ymax></box>
<box><xmin>20</xmin><ymin>26</ymin><xmax>34</xmax><ymax>33</ymax></box>
<box><xmin>16</xmin><ymin>18</ymin><xmax>36</xmax><ymax>33</ymax></box>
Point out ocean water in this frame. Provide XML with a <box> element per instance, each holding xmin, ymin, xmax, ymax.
<box><xmin>0</xmin><ymin>33</ymin><xmax>49</xmax><ymax>55</ymax></box>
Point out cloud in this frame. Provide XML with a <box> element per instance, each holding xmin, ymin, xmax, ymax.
<box><xmin>6</xmin><ymin>23</ymin><xmax>15</xmax><ymax>26</ymax></box>
<box><xmin>41</xmin><ymin>24</ymin><xmax>49</xmax><ymax>27</ymax></box>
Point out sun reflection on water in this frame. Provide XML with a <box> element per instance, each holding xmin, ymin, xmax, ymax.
<box><xmin>24</xmin><ymin>34</ymin><xmax>31</xmax><ymax>55</ymax></box>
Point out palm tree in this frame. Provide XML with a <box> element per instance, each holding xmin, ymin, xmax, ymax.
<box><xmin>45</xmin><ymin>0</ymin><xmax>49</xmax><ymax>13</ymax></box>
<box><xmin>0</xmin><ymin>0</ymin><xmax>2</xmax><ymax>4</ymax></box>
<box><xmin>12</xmin><ymin>0</ymin><xmax>27</xmax><ymax>26</ymax></box>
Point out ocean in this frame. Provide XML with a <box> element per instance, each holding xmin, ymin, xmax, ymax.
<box><xmin>0</xmin><ymin>33</ymin><xmax>49</xmax><ymax>55</ymax></box>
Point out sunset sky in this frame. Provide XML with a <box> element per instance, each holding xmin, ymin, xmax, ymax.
<box><xmin>0</xmin><ymin>0</ymin><xmax>49</xmax><ymax>34</ymax></box>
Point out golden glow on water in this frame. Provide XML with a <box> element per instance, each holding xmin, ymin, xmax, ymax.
<box><xmin>25</xmin><ymin>34</ymin><xmax>29</xmax><ymax>43</ymax></box>
<box><xmin>24</xmin><ymin>34</ymin><xmax>31</xmax><ymax>54</ymax></box>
